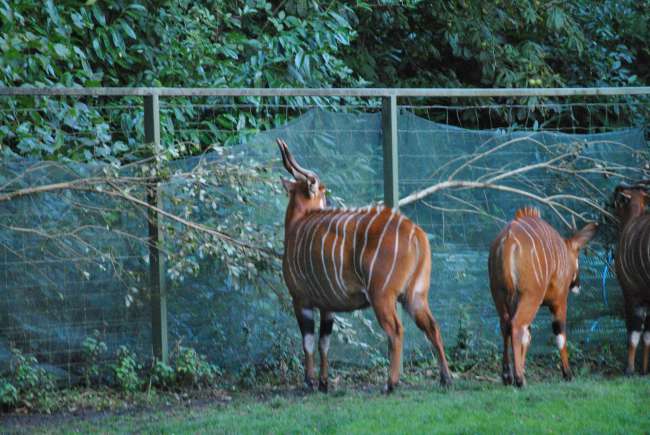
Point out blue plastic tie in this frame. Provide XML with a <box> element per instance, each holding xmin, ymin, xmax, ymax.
<box><xmin>601</xmin><ymin>249</ymin><xmax>613</xmax><ymax>307</ymax></box>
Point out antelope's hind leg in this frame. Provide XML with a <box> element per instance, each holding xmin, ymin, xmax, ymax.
<box><xmin>406</xmin><ymin>297</ymin><xmax>453</xmax><ymax>388</ymax></box>
<box><xmin>642</xmin><ymin>321</ymin><xmax>650</xmax><ymax>375</ymax></box>
<box><xmin>549</xmin><ymin>302</ymin><xmax>572</xmax><ymax>380</ymax></box>
<box><xmin>371</xmin><ymin>294</ymin><xmax>404</xmax><ymax>394</ymax></box>
<box><xmin>510</xmin><ymin>292</ymin><xmax>543</xmax><ymax>388</ymax></box>
<box><xmin>499</xmin><ymin>317</ymin><xmax>513</xmax><ymax>385</ymax></box>
<box><xmin>623</xmin><ymin>302</ymin><xmax>646</xmax><ymax>376</ymax></box>
<box><xmin>318</xmin><ymin>310</ymin><xmax>334</xmax><ymax>392</ymax></box>
<box><xmin>293</xmin><ymin>303</ymin><xmax>317</xmax><ymax>390</ymax></box>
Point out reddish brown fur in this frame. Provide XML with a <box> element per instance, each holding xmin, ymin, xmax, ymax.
<box><xmin>488</xmin><ymin>207</ymin><xmax>597</xmax><ymax>387</ymax></box>
<box><xmin>277</xmin><ymin>139</ymin><xmax>451</xmax><ymax>392</ymax></box>
<box><xmin>613</xmin><ymin>184</ymin><xmax>650</xmax><ymax>375</ymax></box>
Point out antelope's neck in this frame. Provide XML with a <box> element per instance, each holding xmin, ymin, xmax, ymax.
<box><xmin>621</xmin><ymin>201</ymin><xmax>646</xmax><ymax>231</ymax></box>
<box><xmin>284</xmin><ymin>206</ymin><xmax>318</xmax><ymax>236</ymax></box>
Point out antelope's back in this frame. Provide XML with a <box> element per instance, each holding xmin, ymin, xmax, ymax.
<box><xmin>489</xmin><ymin>207</ymin><xmax>570</xmax><ymax>292</ymax></box>
<box><xmin>616</xmin><ymin>214</ymin><xmax>650</xmax><ymax>298</ymax></box>
<box><xmin>283</xmin><ymin>206</ymin><xmax>423</xmax><ymax>310</ymax></box>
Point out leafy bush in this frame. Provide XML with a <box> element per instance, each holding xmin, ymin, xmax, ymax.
<box><xmin>149</xmin><ymin>360</ymin><xmax>175</xmax><ymax>390</ymax></box>
<box><xmin>173</xmin><ymin>347</ymin><xmax>220</xmax><ymax>388</ymax></box>
<box><xmin>0</xmin><ymin>349</ymin><xmax>54</xmax><ymax>410</ymax></box>
<box><xmin>81</xmin><ymin>330</ymin><xmax>108</xmax><ymax>388</ymax></box>
<box><xmin>112</xmin><ymin>346</ymin><xmax>141</xmax><ymax>393</ymax></box>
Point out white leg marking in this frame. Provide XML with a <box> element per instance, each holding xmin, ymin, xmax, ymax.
<box><xmin>380</xmin><ymin>215</ymin><xmax>404</xmax><ymax>293</ymax></box>
<box><xmin>301</xmin><ymin>308</ymin><xmax>314</xmax><ymax>320</ymax></box>
<box><xmin>521</xmin><ymin>325</ymin><xmax>531</xmax><ymax>346</ymax></box>
<box><xmin>319</xmin><ymin>335</ymin><xmax>331</xmax><ymax>354</ymax></box>
<box><xmin>304</xmin><ymin>333</ymin><xmax>315</xmax><ymax>354</ymax></box>
<box><xmin>643</xmin><ymin>331</ymin><xmax>650</xmax><ymax>346</ymax></box>
<box><xmin>630</xmin><ymin>331</ymin><xmax>641</xmax><ymax>347</ymax></box>
<box><xmin>367</xmin><ymin>210</ymin><xmax>396</xmax><ymax>290</ymax></box>
<box><xmin>556</xmin><ymin>333</ymin><xmax>566</xmax><ymax>350</ymax></box>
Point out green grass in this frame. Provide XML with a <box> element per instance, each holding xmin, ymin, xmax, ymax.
<box><xmin>30</xmin><ymin>377</ymin><xmax>650</xmax><ymax>434</ymax></box>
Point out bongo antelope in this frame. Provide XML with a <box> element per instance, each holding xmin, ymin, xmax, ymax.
<box><xmin>613</xmin><ymin>181</ymin><xmax>650</xmax><ymax>375</ymax></box>
<box><xmin>277</xmin><ymin>139</ymin><xmax>452</xmax><ymax>393</ymax></box>
<box><xmin>489</xmin><ymin>207</ymin><xmax>597</xmax><ymax>387</ymax></box>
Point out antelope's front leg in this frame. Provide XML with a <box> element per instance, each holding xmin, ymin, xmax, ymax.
<box><xmin>294</xmin><ymin>304</ymin><xmax>317</xmax><ymax>390</ymax></box>
<box><xmin>318</xmin><ymin>310</ymin><xmax>334</xmax><ymax>393</ymax></box>
<box><xmin>549</xmin><ymin>302</ymin><xmax>571</xmax><ymax>380</ymax></box>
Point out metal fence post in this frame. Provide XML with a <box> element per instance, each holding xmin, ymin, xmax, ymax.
<box><xmin>382</xmin><ymin>95</ymin><xmax>405</xmax><ymax>371</ymax></box>
<box><xmin>382</xmin><ymin>95</ymin><xmax>399</xmax><ymax>208</ymax></box>
<box><xmin>144</xmin><ymin>94</ymin><xmax>168</xmax><ymax>362</ymax></box>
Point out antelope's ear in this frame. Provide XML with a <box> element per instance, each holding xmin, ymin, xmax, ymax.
<box><xmin>567</xmin><ymin>222</ymin><xmax>598</xmax><ymax>251</ymax></box>
<box><xmin>281</xmin><ymin>177</ymin><xmax>295</xmax><ymax>195</ymax></box>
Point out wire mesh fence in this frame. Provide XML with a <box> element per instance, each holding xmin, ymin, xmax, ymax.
<box><xmin>0</xmin><ymin>89</ymin><xmax>648</xmax><ymax>383</ymax></box>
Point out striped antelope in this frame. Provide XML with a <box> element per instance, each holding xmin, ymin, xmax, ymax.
<box><xmin>488</xmin><ymin>207</ymin><xmax>597</xmax><ymax>387</ymax></box>
<box><xmin>277</xmin><ymin>139</ymin><xmax>452</xmax><ymax>393</ymax></box>
<box><xmin>613</xmin><ymin>181</ymin><xmax>650</xmax><ymax>375</ymax></box>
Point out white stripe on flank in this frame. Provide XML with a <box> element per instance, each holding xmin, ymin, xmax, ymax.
<box><xmin>320</xmin><ymin>213</ymin><xmax>343</xmax><ymax>305</ymax></box>
<box><xmin>337</xmin><ymin>210</ymin><xmax>360</xmax><ymax>297</ymax></box>
<box><xmin>514</xmin><ymin>221</ymin><xmax>542</xmax><ymax>286</ymax></box>
<box><xmin>328</xmin><ymin>212</ymin><xmax>350</xmax><ymax>304</ymax></box>
<box><xmin>308</xmin><ymin>212</ymin><xmax>333</xmax><ymax>301</ymax></box>
<box><xmin>358</xmin><ymin>208</ymin><xmax>383</xmax><ymax>286</ymax></box>
<box><xmin>300</xmin><ymin>212</ymin><xmax>327</xmax><ymax>300</ymax></box>
<box><xmin>350</xmin><ymin>211</ymin><xmax>366</xmax><ymax>283</ymax></box>
<box><xmin>367</xmin><ymin>209</ymin><xmax>396</xmax><ymax>290</ymax></box>
<box><xmin>519</xmin><ymin>219</ymin><xmax>547</xmax><ymax>285</ymax></box>
<box><xmin>639</xmin><ymin>222</ymin><xmax>650</xmax><ymax>285</ymax></box>
<box><xmin>288</xmin><ymin>217</ymin><xmax>312</xmax><ymax>285</ymax></box>
<box><xmin>509</xmin><ymin>234</ymin><xmax>519</xmax><ymax>289</ymax></box>
<box><xmin>295</xmin><ymin>212</ymin><xmax>321</xmax><ymax>282</ymax></box>
<box><xmin>380</xmin><ymin>214</ymin><xmax>405</xmax><ymax>294</ymax></box>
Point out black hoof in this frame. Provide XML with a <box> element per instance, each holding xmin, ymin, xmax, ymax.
<box><xmin>383</xmin><ymin>382</ymin><xmax>397</xmax><ymax>394</ymax></box>
<box><xmin>514</xmin><ymin>376</ymin><xmax>526</xmax><ymax>388</ymax></box>
<box><xmin>318</xmin><ymin>379</ymin><xmax>328</xmax><ymax>393</ymax></box>
<box><xmin>304</xmin><ymin>379</ymin><xmax>317</xmax><ymax>391</ymax></box>
<box><xmin>562</xmin><ymin>369</ymin><xmax>573</xmax><ymax>382</ymax></box>
<box><xmin>440</xmin><ymin>372</ymin><xmax>453</xmax><ymax>388</ymax></box>
<box><xmin>502</xmin><ymin>371</ymin><xmax>513</xmax><ymax>386</ymax></box>
<box><xmin>624</xmin><ymin>367</ymin><xmax>635</xmax><ymax>377</ymax></box>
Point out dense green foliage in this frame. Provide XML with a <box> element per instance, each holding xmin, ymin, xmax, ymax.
<box><xmin>1</xmin><ymin>0</ymin><xmax>649</xmax><ymax>160</ymax></box>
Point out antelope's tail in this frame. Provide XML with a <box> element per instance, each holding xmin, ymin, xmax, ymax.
<box><xmin>499</xmin><ymin>229</ymin><xmax>520</xmax><ymax>319</ymax></box>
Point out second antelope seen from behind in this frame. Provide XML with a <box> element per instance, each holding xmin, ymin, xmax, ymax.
<box><xmin>277</xmin><ymin>139</ymin><xmax>452</xmax><ymax>393</ymax></box>
<box><xmin>489</xmin><ymin>207</ymin><xmax>597</xmax><ymax>387</ymax></box>
<box><xmin>613</xmin><ymin>181</ymin><xmax>650</xmax><ymax>375</ymax></box>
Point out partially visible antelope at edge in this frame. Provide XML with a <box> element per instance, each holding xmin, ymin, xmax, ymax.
<box><xmin>613</xmin><ymin>181</ymin><xmax>650</xmax><ymax>375</ymax></box>
<box><xmin>276</xmin><ymin>139</ymin><xmax>452</xmax><ymax>393</ymax></box>
<box><xmin>489</xmin><ymin>207</ymin><xmax>597</xmax><ymax>387</ymax></box>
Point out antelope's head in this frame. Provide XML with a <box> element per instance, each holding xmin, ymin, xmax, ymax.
<box><xmin>564</xmin><ymin>223</ymin><xmax>598</xmax><ymax>294</ymax></box>
<box><xmin>277</xmin><ymin>139</ymin><xmax>327</xmax><ymax>218</ymax></box>
<box><xmin>614</xmin><ymin>181</ymin><xmax>649</xmax><ymax>226</ymax></box>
